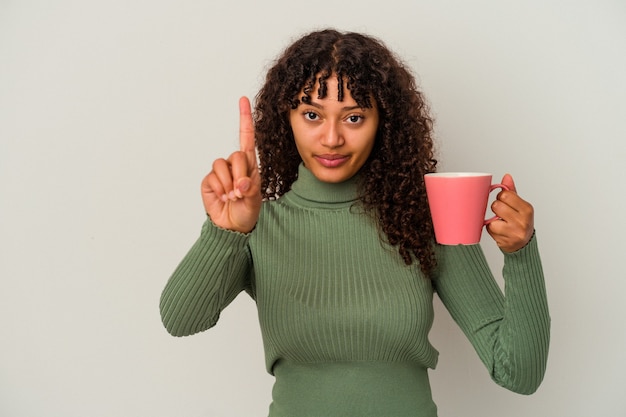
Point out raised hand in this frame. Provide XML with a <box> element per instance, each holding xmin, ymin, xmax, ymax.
<box><xmin>200</xmin><ymin>97</ymin><xmax>262</xmax><ymax>233</ymax></box>
<box><xmin>486</xmin><ymin>174</ymin><xmax>535</xmax><ymax>252</ymax></box>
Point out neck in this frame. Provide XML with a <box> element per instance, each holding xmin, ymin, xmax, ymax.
<box><xmin>286</xmin><ymin>164</ymin><xmax>360</xmax><ymax>207</ymax></box>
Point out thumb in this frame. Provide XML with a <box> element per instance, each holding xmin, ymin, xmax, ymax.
<box><xmin>500</xmin><ymin>173</ymin><xmax>517</xmax><ymax>193</ymax></box>
<box><xmin>235</xmin><ymin>176</ymin><xmax>260</xmax><ymax>199</ymax></box>
<box><xmin>235</xmin><ymin>177</ymin><xmax>251</xmax><ymax>194</ymax></box>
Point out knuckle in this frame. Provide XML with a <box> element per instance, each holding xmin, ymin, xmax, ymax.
<box><xmin>228</xmin><ymin>151</ymin><xmax>246</xmax><ymax>166</ymax></box>
<box><xmin>212</xmin><ymin>158</ymin><xmax>228</xmax><ymax>170</ymax></box>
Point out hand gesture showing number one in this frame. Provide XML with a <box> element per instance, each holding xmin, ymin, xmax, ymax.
<box><xmin>201</xmin><ymin>97</ymin><xmax>262</xmax><ymax>233</ymax></box>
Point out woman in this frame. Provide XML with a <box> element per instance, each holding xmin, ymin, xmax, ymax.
<box><xmin>160</xmin><ymin>29</ymin><xmax>550</xmax><ymax>416</ymax></box>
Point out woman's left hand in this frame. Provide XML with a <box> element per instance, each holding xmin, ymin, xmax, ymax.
<box><xmin>486</xmin><ymin>174</ymin><xmax>535</xmax><ymax>253</ymax></box>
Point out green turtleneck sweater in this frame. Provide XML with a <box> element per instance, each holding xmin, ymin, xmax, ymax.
<box><xmin>160</xmin><ymin>164</ymin><xmax>550</xmax><ymax>417</ymax></box>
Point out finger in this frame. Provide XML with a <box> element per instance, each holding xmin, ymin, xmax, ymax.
<box><xmin>491</xmin><ymin>198</ymin><xmax>518</xmax><ymax>222</ymax></box>
<box><xmin>491</xmin><ymin>196</ymin><xmax>534</xmax><ymax>232</ymax></box>
<box><xmin>485</xmin><ymin>221</ymin><xmax>511</xmax><ymax>250</ymax></box>
<box><xmin>239</xmin><ymin>96</ymin><xmax>257</xmax><ymax>166</ymax></box>
<box><xmin>500</xmin><ymin>173</ymin><xmax>517</xmax><ymax>193</ymax></box>
<box><xmin>485</xmin><ymin>218</ymin><xmax>506</xmax><ymax>238</ymax></box>
<box><xmin>211</xmin><ymin>158</ymin><xmax>235</xmax><ymax>200</ymax></box>
<box><xmin>228</xmin><ymin>151</ymin><xmax>251</xmax><ymax>198</ymax></box>
<box><xmin>495</xmin><ymin>189</ymin><xmax>533</xmax><ymax>217</ymax></box>
<box><xmin>486</xmin><ymin>218</ymin><xmax>533</xmax><ymax>253</ymax></box>
<box><xmin>202</xmin><ymin>171</ymin><xmax>226</xmax><ymax>203</ymax></box>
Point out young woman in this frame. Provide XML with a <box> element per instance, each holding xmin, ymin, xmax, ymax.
<box><xmin>160</xmin><ymin>29</ymin><xmax>550</xmax><ymax>417</ymax></box>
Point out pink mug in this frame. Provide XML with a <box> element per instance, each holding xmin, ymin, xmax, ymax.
<box><xmin>424</xmin><ymin>172</ymin><xmax>509</xmax><ymax>245</ymax></box>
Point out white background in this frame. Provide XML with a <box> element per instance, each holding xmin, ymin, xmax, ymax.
<box><xmin>1</xmin><ymin>1</ymin><xmax>625</xmax><ymax>416</ymax></box>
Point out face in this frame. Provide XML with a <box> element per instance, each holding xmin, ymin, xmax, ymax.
<box><xmin>289</xmin><ymin>75</ymin><xmax>379</xmax><ymax>183</ymax></box>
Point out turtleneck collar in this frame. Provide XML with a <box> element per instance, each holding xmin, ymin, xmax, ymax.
<box><xmin>285</xmin><ymin>163</ymin><xmax>360</xmax><ymax>208</ymax></box>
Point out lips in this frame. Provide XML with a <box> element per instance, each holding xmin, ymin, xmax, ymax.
<box><xmin>315</xmin><ymin>154</ymin><xmax>350</xmax><ymax>168</ymax></box>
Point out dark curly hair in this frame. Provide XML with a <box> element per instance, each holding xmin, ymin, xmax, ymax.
<box><xmin>254</xmin><ymin>29</ymin><xmax>438</xmax><ymax>276</ymax></box>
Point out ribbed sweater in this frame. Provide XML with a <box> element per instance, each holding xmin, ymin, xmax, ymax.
<box><xmin>160</xmin><ymin>164</ymin><xmax>550</xmax><ymax>417</ymax></box>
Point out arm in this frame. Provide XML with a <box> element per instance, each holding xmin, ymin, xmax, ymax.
<box><xmin>159</xmin><ymin>218</ymin><xmax>253</xmax><ymax>337</ymax></box>
<box><xmin>160</xmin><ymin>97</ymin><xmax>261</xmax><ymax>337</ymax></box>
<box><xmin>432</xmin><ymin>235</ymin><xmax>550</xmax><ymax>394</ymax></box>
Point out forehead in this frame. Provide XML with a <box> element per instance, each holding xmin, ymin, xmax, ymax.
<box><xmin>292</xmin><ymin>69</ymin><xmax>374</xmax><ymax>110</ymax></box>
<box><xmin>297</xmin><ymin>72</ymin><xmax>361</xmax><ymax>104</ymax></box>
<box><xmin>310</xmin><ymin>77</ymin><xmax>349</xmax><ymax>98</ymax></box>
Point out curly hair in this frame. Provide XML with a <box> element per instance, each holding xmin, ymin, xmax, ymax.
<box><xmin>254</xmin><ymin>29</ymin><xmax>438</xmax><ymax>276</ymax></box>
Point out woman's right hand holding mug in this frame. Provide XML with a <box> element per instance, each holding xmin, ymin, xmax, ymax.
<box><xmin>201</xmin><ymin>97</ymin><xmax>262</xmax><ymax>233</ymax></box>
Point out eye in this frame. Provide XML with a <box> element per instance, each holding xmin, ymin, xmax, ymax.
<box><xmin>303</xmin><ymin>111</ymin><xmax>319</xmax><ymax>121</ymax></box>
<box><xmin>346</xmin><ymin>114</ymin><xmax>364</xmax><ymax>124</ymax></box>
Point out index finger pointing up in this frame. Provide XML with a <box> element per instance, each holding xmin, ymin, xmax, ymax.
<box><xmin>239</xmin><ymin>96</ymin><xmax>256</xmax><ymax>156</ymax></box>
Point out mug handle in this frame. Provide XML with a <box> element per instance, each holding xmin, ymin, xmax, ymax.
<box><xmin>484</xmin><ymin>183</ymin><xmax>510</xmax><ymax>225</ymax></box>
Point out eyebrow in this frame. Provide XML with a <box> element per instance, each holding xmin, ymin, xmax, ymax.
<box><xmin>305</xmin><ymin>101</ymin><xmax>365</xmax><ymax>112</ymax></box>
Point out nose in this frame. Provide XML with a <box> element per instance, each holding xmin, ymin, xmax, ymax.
<box><xmin>320</xmin><ymin>121</ymin><xmax>344</xmax><ymax>148</ymax></box>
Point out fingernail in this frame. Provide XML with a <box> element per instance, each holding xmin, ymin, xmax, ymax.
<box><xmin>238</xmin><ymin>179</ymin><xmax>250</xmax><ymax>192</ymax></box>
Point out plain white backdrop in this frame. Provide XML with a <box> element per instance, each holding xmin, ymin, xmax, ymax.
<box><xmin>1</xmin><ymin>1</ymin><xmax>625</xmax><ymax>416</ymax></box>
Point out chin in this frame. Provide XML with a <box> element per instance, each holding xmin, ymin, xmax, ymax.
<box><xmin>313</xmin><ymin>169</ymin><xmax>354</xmax><ymax>183</ymax></box>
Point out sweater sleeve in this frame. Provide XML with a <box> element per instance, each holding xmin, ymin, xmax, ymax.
<box><xmin>159</xmin><ymin>218</ymin><xmax>253</xmax><ymax>337</ymax></box>
<box><xmin>432</xmin><ymin>234</ymin><xmax>550</xmax><ymax>394</ymax></box>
